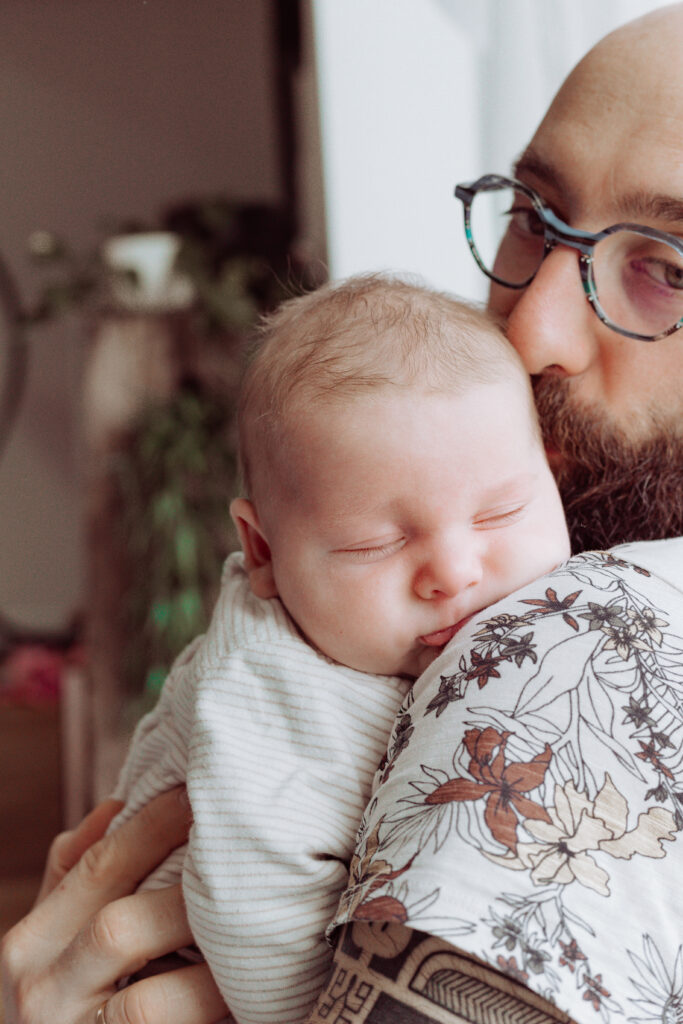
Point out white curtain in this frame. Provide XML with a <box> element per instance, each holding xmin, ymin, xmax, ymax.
<box><xmin>436</xmin><ymin>0</ymin><xmax>665</xmax><ymax>174</ymax></box>
<box><xmin>312</xmin><ymin>0</ymin><xmax>665</xmax><ymax>301</ymax></box>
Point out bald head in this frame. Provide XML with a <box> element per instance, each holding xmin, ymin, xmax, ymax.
<box><xmin>577</xmin><ymin>2</ymin><xmax>683</xmax><ymax>77</ymax></box>
<box><xmin>538</xmin><ymin>3</ymin><xmax>683</xmax><ymax>165</ymax></box>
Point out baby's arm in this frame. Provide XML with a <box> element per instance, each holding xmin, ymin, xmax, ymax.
<box><xmin>182</xmin><ymin>642</ymin><xmax>405</xmax><ymax>1024</ymax></box>
<box><xmin>108</xmin><ymin>638</ymin><xmax>204</xmax><ymax>888</ymax></box>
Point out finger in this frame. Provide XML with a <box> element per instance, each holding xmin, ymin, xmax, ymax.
<box><xmin>1</xmin><ymin>885</ymin><xmax>196</xmax><ymax>1024</ymax></box>
<box><xmin>37</xmin><ymin>799</ymin><xmax>125</xmax><ymax>902</ymax></box>
<box><xmin>32</xmin><ymin>786</ymin><xmax>192</xmax><ymax>942</ymax></box>
<box><xmin>105</xmin><ymin>963</ymin><xmax>229</xmax><ymax>1024</ymax></box>
<box><xmin>57</xmin><ymin>885</ymin><xmax>194</xmax><ymax>996</ymax></box>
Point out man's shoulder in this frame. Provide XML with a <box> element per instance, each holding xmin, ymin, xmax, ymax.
<box><xmin>608</xmin><ymin>537</ymin><xmax>683</xmax><ymax>590</ymax></box>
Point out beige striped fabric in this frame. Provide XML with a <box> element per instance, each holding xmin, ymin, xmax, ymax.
<box><xmin>112</xmin><ymin>553</ymin><xmax>409</xmax><ymax>1024</ymax></box>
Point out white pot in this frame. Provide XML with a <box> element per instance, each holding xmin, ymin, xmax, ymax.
<box><xmin>102</xmin><ymin>231</ymin><xmax>194</xmax><ymax>311</ymax></box>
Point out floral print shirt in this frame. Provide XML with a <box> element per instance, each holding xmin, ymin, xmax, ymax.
<box><xmin>330</xmin><ymin>540</ymin><xmax>683</xmax><ymax>1024</ymax></box>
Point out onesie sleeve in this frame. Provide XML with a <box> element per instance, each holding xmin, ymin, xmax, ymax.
<box><xmin>108</xmin><ymin>636</ymin><xmax>205</xmax><ymax>888</ymax></box>
<box><xmin>182</xmin><ymin>638</ymin><xmax>406</xmax><ymax>1024</ymax></box>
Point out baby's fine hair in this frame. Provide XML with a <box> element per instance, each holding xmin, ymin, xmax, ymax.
<box><xmin>238</xmin><ymin>273</ymin><xmax>536</xmax><ymax>497</ymax></box>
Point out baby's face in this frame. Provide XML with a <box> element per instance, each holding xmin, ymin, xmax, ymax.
<box><xmin>249</xmin><ymin>381</ymin><xmax>570</xmax><ymax>678</ymax></box>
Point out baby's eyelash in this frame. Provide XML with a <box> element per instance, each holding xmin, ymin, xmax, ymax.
<box><xmin>338</xmin><ymin>539</ymin><xmax>405</xmax><ymax>560</ymax></box>
<box><xmin>476</xmin><ymin>505</ymin><xmax>526</xmax><ymax>527</ymax></box>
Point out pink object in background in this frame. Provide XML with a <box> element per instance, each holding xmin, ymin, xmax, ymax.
<box><xmin>0</xmin><ymin>644</ymin><xmax>84</xmax><ymax>706</ymax></box>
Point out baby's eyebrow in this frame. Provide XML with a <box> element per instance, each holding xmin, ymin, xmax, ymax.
<box><xmin>323</xmin><ymin>485</ymin><xmax>404</xmax><ymax>519</ymax></box>
<box><xmin>479</xmin><ymin>472</ymin><xmax>537</xmax><ymax>504</ymax></box>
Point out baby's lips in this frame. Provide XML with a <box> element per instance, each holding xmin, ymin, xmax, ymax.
<box><xmin>419</xmin><ymin>614</ymin><xmax>475</xmax><ymax>647</ymax></box>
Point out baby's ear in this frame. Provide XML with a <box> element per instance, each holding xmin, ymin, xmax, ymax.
<box><xmin>229</xmin><ymin>498</ymin><xmax>279</xmax><ymax>599</ymax></box>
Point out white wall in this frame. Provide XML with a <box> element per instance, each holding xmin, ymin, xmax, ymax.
<box><xmin>313</xmin><ymin>0</ymin><xmax>480</xmax><ymax>299</ymax></box>
<box><xmin>312</xmin><ymin>0</ymin><xmax>668</xmax><ymax>299</ymax></box>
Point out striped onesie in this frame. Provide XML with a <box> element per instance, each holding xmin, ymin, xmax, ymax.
<box><xmin>111</xmin><ymin>552</ymin><xmax>409</xmax><ymax>1024</ymax></box>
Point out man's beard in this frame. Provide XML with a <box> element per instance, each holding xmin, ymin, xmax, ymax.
<box><xmin>533</xmin><ymin>376</ymin><xmax>683</xmax><ymax>553</ymax></box>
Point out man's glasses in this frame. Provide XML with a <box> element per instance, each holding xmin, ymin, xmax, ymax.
<box><xmin>455</xmin><ymin>174</ymin><xmax>683</xmax><ymax>342</ymax></box>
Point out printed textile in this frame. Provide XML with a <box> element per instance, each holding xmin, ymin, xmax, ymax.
<box><xmin>330</xmin><ymin>540</ymin><xmax>683</xmax><ymax>1024</ymax></box>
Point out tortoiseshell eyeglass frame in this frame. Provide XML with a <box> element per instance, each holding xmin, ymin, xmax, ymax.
<box><xmin>455</xmin><ymin>173</ymin><xmax>683</xmax><ymax>342</ymax></box>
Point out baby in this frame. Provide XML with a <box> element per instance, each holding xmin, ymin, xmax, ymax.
<box><xmin>111</xmin><ymin>274</ymin><xmax>570</xmax><ymax>1024</ymax></box>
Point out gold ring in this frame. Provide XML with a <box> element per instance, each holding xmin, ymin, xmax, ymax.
<box><xmin>96</xmin><ymin>1003</ymin><xmax>108</xmax><ymax>1024</ymax></box>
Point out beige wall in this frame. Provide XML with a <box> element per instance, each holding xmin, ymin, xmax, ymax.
<box><xmin>0</xmin><ymin>0</ymin><xmax>282</xmax><ymax>629</ymax></box>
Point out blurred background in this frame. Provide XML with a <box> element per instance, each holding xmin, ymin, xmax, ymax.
<box><xmin>0</xmin><ymin>0</ymin><xmax>664</xmax><ymax>935</ymax></box>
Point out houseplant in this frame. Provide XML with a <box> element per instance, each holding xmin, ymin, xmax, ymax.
<box><xmin>27</xmin><ymin>198</ymin><xmax>317</xmax><ymax>706</ymax></box>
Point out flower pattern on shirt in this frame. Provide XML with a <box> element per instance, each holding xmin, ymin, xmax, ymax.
<box><xmin>332</xmin><ymin>550</ymin><xmax>683</xmax><ymax>1023</ymax></box>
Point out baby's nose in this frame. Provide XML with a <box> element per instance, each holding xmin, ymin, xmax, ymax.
<box><xmin>413</xmin><ymin>541</ymin><xmax>482</xmax><ymax>600</ymax></box>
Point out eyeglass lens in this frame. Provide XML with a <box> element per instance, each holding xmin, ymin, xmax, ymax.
<box><xmin>468</xmin><ymin>184</ymin><xmax>683</xmax><ymax>338</ymax></box>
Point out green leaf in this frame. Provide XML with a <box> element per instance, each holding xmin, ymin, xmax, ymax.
<box><xmin>175</xmin><ymin>523</ymin><xmax>199</xmax><ymax>577</ymax></box>
<box><xmin>177</xmin><ymin>587</ymin><xmax>203</xmax><ymax>627</ymax></box>
<box><xmin>151</xmin><ymin>599</ymin><xmax>172</xmax><ymax>631</ymax></box>
<box><xmin>145</xmin><ymin>665</ymin><xmax>168</xmax><ymax>694</ymax></box>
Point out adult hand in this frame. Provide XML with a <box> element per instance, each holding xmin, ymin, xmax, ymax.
<box><xmin>1</xmin><ymin>787</ymin><xmax>228</xmax><ymax>1024</ymax></box>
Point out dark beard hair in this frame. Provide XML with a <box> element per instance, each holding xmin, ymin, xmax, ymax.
<box><xmin>533</xmin><ymin>376</ymin><xmax>683</xmax><ymax>553</ymax></box>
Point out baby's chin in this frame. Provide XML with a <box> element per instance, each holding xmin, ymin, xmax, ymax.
<box><xmin>399</xmin><ymin>644</ymin><xmax>442</xmax><ymax>680</ymax></box>
<box><xmin>328</xmin><ymin>643</ymin><xmax>438</xmax><ymax>680</ymax></box>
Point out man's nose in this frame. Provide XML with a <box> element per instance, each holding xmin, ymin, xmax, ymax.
<box><xmin>501</xmin><ymin>246</ymin><xmax>600</xmax><ymax>378</ymax></box>
<box><xmin>413</xmin><ymin>539</ymin><xmax>482</xmax><ymax>600</ymax></box>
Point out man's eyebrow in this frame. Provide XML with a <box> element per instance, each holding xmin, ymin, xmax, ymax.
<box><xmin>618</xmin><ymin>190</ymin><xmax>683</xmax><ymax>228</ymax></box>
<box><xmin>514</xmin><ymin>150</ymin><xmax>683</xmax><ymax>229</ymax></box>
<box><xmin>512</xmin><ymin>150</ymin><xmax>569</xmax><ymax>196</ymax></box>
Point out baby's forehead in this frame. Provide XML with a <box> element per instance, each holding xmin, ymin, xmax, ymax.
<box><xmin>270</xmin><ymin>375</ymin><xmax>536</xmax><ymax>470</ymax></box>
<box><xmin>253</xmin><ymin>379</ymin><xmax>548</xmax><ymax>532</ymax></box>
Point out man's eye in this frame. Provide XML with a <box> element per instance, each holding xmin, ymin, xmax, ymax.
<box><xmin>633</xmin><ymin>257</ymin><xmax>683</xmax><ymax>291</ymax></box>
<box><xmin>506</xmin><ymin>205</ymin><xmax>545</xmax><ymax>237</ymax></box>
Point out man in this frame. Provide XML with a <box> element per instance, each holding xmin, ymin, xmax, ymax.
<box><xmin>3</xmin><ymin>6</ymin><xmax>683</xmax><ymax>1023</ymax></box>
<box><xmin>303</xmin><ymin>7</ymin><xmax>683</xmax><ymax>1021</ymax></box>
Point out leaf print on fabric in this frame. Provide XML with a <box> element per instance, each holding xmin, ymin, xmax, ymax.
<box><xmin>352</xmin><ymin>893</ymin><xmax>408</xmax><ymax>923</ymax></box>
<box><xmin>377</xmin><ymin>711</ymin><xmax>415</xmax><ymax>784</ymax></box>
<box><xmin>466</xmin><ymin>648</ymin><xmax>505</xmax><ymax>687</ymax></box>
<box><xmin>483</xmin><ymin>895</ymin><xmax>566</xmax><ymax>997</ymax></box>
<box><xmin>627</xmin><ymin>935</ymin><xmax>683</xmax><ymax>1024</ymax></box>
<box><xmin>583</xmin><ymin>972</ymin><xmax>612</xmax><ymax>1014</ymax></box>
<box><xmin>622</xmin><ymin>697</ymin><xmax>658</xmax><ymax>730</ymax></box>
<box><xmin>520</xmin><ymin>586</ymin><xmax>582</xmax><ymax>631</ymax></box>
<box><xmin>626</xmin><ymin>607</ymin><xmax>668</xmax><ymax>646</ymax></box>
<box><xmin>636</xmin><ymin>741</ymin><xmax>675</xmax><ymax>780</ymax></box>
<box><xmin>580</xmin><ymin>601</ymin><xmax>631</xmax><ymax>633</ymax></box>
<box><xmin>603</xmin><ymin>624</ymin><xmax>652</xmax><ymax>661</ymax></box>
<box><xmin>496</xmin><ymin>955</ymin><xmax>530</xmax><ymax>984</ymax></box>
<box><xmin>559</xmin><ymin>938</ymin><xmax>588</xmax><ymax>973</ymax></box>
<box><xmin>425</xmin><ymin>665</ymin><xmax>467</xmax><ymax>717</ymax></box>
<box><xmin>484</xmin><ymin>775</ymin><xmax>676</xmax><ymax>895</ymax></box>
<box><xmin>425</xmin><ymin>728</ymin><xmax>552</xmax><ymax>852</ymax></box>
<box><xmin>330</xmin><ymin>549</ymin><xmax>683</xmax><ymax>1024</ymax></box>
<box><xmin>491</xmin><ymin>913</ymin><xmax>525</xmax><ymax>951</ymax></box>
<box><xmin>340</xmin><ymin>816</ymin><xmax>417</xmax><ymax>922</ymax></box>
<box><xmin>425</xmin><ymin>616</ymin><xmax>540</xmax><ymax>718</ymax></box>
